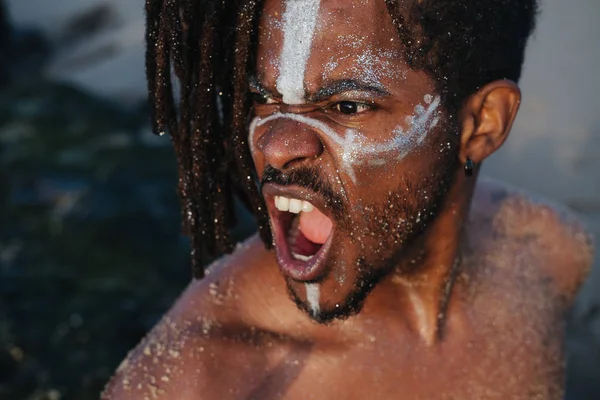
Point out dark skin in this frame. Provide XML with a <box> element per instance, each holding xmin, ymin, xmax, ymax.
<box><xmin>103</xmin><ymin>0</ymin><xmax>593</xmax><ymax>398</ymax></box>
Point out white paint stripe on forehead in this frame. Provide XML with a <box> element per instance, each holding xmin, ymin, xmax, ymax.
<box><xmin>277</xmin><ymin>0</ymin><xmax>322</xmax><ymax>105</ymax></box>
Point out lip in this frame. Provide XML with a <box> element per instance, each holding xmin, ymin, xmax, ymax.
<box><xmin>263</xmin><ymin>183</ymin><xmax>335</xmax><ymax>282</ymax></box>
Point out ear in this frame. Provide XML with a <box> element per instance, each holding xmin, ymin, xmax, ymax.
<box><xmin>458</xmin><ymin>80</ymin><xmax>521</xmax><ymax>165</ymax></box>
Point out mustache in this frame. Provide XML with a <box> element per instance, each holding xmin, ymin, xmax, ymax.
<box><xmin>260</xmin><ymin>165</ymin><xmax>346</xmax><ymax>218</ymax></box>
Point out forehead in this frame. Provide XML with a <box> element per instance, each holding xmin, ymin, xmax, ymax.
<box><xmin>257</xmin><ymin>0</ymin><xmax>406</xmax><ymax>90</ymax></box>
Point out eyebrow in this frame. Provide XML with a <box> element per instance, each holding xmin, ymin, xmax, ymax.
<box><xmin>307</xmin><ymin>79</ymin><xmax>391</xmax><ymax>102</ymax></box>
<box><xmin>247</xmin><ymin>75</ymin><xmax>391</xmax><ymax>102</ymax></box>
<box><xmin>248</xmin><ymin>75</ymin><xmax>273</xmax><ymax>96</ymax></box>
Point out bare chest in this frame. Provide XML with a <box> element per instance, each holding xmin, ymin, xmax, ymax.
<box><xmin>200</xmin><ymin>327</ymin><xmax>563</xmax><ymax>400</ymax></box>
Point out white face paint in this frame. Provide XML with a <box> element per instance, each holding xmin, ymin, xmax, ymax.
<box><xmin>305</xmin><ymin>283</ymin><xmax>320</xmax><ymax>317</ymax></box>
<box><xmin>248</xmin><ymin>95</ymin><xmax>441</xmax><ymax>183</ymax></box>
<box><xmin>277</xmin><ymin>0</ymin><xmax>322</xmax><ymax>105</ymax></box>
<box><xmin>323</xmin><ymin>42</ymin><xmax>404</xmax><ymax>89</ymax></box>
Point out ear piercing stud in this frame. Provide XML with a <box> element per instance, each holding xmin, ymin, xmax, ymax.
<box><xmin>465</xmin><ymin>157</ymin><xmax>475</xmax><ymax>177</ymax></box>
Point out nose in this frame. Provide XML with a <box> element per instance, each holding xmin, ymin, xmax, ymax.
<box><xmin>257</xmin><ymin>118</ymin><xmax>324</xmax><ymax>170</ymax></box>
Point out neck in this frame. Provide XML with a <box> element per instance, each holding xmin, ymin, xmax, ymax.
<box><xmin>362</xmin><ymin>172</ymin><xmax>477</xmax><ymax>345</ymax></box>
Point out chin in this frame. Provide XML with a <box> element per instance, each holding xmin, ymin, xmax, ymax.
<box><xmin>284</xmin><ymin>255</ymin><xmax>394</xmax><ymax>324</ymax></box>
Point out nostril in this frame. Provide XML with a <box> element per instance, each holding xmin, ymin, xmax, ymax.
<box><xmin>282</xmin><ymin>138</ymin><xmax>324</xmax><ymax>169</ymax></box>
<box><xmin>258</xmin><ymin>120</ymin><xmax>324</xmax><ymax>170</ymax></box>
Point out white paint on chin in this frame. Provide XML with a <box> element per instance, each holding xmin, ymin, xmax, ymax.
<box><xmin>305</xmin><ymin>283</ymin><xmax>320</xmax><ymax>317</ymax></box>
<box><xmin>277</xmin><ymin>0</ymin><xmax>322</xmax><ymax>105</ymax></box>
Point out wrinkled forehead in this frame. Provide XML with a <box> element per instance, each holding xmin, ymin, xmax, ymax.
<box><xmin>256</xmin><ymin>0</ymin><xmax>404</xmax><ymax>91</ymax></box>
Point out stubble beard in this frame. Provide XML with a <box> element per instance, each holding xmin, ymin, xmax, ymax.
<box><xmin>286</xmin><ymin>140</ymin><xmax>460</xmax><ymax>324</ymax></box>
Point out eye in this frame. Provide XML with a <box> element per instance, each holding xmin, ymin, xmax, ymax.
<box><xmin>252</xmin><ymin>92</ymin><xmax>278</xmax><ymax>105</ymax></box>
<box><xmin>334</xmin><ymin>101</ymin><xmax>371</xmax><ymax>115</ymax></box>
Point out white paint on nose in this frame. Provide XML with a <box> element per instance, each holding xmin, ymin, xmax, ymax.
<box><xmin>277</xmin><ymin>0</ymin><xmax>322</xmax><ymax>105</ymax></box>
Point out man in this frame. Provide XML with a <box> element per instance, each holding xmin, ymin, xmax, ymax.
<box><xmin>103</xmin><ymin>0</ymin><xmax>594</xmax><ymax>398</ymax></box>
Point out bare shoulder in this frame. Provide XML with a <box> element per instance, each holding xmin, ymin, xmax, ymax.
<box><xmin>100</xmin><ymin>278</ymin><xmax>225</xmax><ymax>399</ymax></box>
<box><xmin>469</xmin><ymin>177</ymin><xmax>595</xmax><ymax>305</ymax></box>
<box><xmin>101</xmin><ymin>236</ymin><xmax>285</xmax><ymax>399</ymax></box>
<box><xmin>456</xmin><ymin>178</ymin><xmax>596</xmax><ymax>396</ymax></box>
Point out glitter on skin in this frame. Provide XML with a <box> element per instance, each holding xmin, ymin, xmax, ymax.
<box><xmin>277</xmin><ymin>0</ymin><xmax>322</xmax><ymax>105</ymax></box>
<box><xmin>306</xmin><ymin>283</ymin><xmax>320</xmax><ymax>317</ymax></box>
<box><xmin>323</xmin><ymin>44</ymin><xmax>403</xmax><ymax>89</ymax></box>
<box><xmin>248</xmin><ymin>95</ymin><xmax>441</xmax><ymax>182</ymax></box>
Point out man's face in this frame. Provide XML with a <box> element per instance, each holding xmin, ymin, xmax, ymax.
<box><xmin>249</xmin><ymin>0</ymin><xmax>458</xmax><ymax>323</ymax></box>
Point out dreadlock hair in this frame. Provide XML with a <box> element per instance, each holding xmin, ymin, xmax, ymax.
<box><xmin>145</xmin><ymin>0</ymin><xmax>538</xmax><ymax>279</ymax></box>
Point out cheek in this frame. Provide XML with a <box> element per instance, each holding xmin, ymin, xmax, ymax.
<box><xmin>331</xmin><ymin>95</ymin><xmax>444</xmax><ymax>185</ymax></box>
<box><xmin>343</xmin><ymin>131</ymin><xmax>454</xmax><ymax>232</ymax></box>
<box><xmin>342</xmin><ymin>135</ymin><xmax>430</xmax><ymax>190</ymax></box>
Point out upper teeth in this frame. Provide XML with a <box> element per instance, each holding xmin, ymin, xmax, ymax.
<box><xmin>275</xmin><ymin>196</ymin><xmax>315</xmax><ymax>214</ymax></box>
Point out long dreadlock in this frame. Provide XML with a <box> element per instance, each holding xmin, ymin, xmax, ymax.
<box><xmin>146</xmin><ymin>0</ymin><xmax>270</xmax><ymax>278</ymax></box>
<box><xmin>145</xmin><ymin>0</ymin><xmax>537</xmax><ymax>279</ymax></box>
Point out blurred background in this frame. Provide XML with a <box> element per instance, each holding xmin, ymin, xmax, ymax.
<box><xmin>0</xmin><ymin>0</ymin><xmax>598</xmax><ymax>399</ymax></box>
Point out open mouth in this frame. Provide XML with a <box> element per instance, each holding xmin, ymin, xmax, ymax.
<box><xmin>264</xmin><ymin>186</ymin><xmax>335</xmax><ymax>282</ymax></box>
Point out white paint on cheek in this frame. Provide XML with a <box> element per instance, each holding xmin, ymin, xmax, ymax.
<box><xmin>246</xmin><ymin>95</ymin><xmax>440</xmax><ymax>183</ymax></box>
<box><xmin>369</xmin><ymin>94</ymin><xmax>442</xmax><ymax>161</ymax></box>
<box><xmin>342</xmin><ymin>95</ymin><xmax>441</xmax><ymax>167</ymax></box>
<box><xmin>305</xmin><ymin>283</ymin><xmax>320</xmax><ymax>317</ymax></box>
<box><xmin>408</xmin><ymin>95</ymin><xmax>442</xmax><ymax>146</ymax></box>
<box><xmin>277</xmin><ymin>0</ymin><xmax>322</xmax><ymax>105</ymax></box>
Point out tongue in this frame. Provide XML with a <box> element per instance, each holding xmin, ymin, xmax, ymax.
<box><xmin>299</xmin><ymin>206</ymin><xmax>333</xmax><ymax>245</ymax></box>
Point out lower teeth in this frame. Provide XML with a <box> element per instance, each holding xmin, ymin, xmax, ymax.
<box><xmin>288</xmin><ymin>216</ymin><xmax>315</xmax><ymax>262</ymax></box>
<box><xmin>292</xmin><ymin>252</ymin><xmax>314</xmax><ymax>262</ymax></box>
